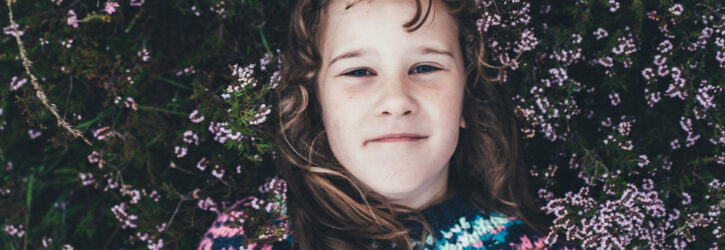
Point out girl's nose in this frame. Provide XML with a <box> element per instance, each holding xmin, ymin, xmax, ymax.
<box><xmin>375</xmin><ymin>75</ymin><xmax>419</xmax><ymax>118</ymax></box>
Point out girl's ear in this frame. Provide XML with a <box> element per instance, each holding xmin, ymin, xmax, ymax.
<box><xmin>460</xmin><ymin>117</ymin><xmax>466</xmax><ymax>128</ymax></box>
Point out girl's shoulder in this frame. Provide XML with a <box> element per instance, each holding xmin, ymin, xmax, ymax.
<box><xmin>421</xmin><ymin>212</ymin><xmax>579</xmax><ymax>249</ymax></box>
<box><xmin>198</xmin><ymin>192</ymin><xmax>579</xmax><ymax>250</ymax></box>
<box><xmin>414</xmin><ymin>196</ymin><xmax>579</xmax><ymax>249</ymax></box>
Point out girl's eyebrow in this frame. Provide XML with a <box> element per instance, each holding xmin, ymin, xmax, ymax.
<box><xmin>327</xmin><ymin>46</ymin><xmax>453</xmax><ymax>68</ymax></box>
<box><xmin>328</xmin><ymin>48</ymin><xmax>370</xmax><ymax>68</ymax></box>
<box><xmin>418</xmin><ymin>47</ymin><xmax>454</xmax><ymax>59</ymax></box>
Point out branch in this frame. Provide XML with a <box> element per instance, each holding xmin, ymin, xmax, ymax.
<box><xmin>6</xmin><ymin>0</ymin><xmax>92</xmax><ymax>146</ymax></box>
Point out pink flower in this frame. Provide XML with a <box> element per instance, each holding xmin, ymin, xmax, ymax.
<box><xmin>130</xmin><ymin>0</ymin><xmax>144</xmax><ymax>7</ymax></box>
<box><xmin>197</xmin><ymin>157</ymin><xmax>208</xmax><ymax>171</ymax></box>
<box><xmin>10</xmin><ymin>76</ymin><xmax>27</xmax><ymax>91</ymax></box>
<box><xmin>124</xmin><ymin>97</ymin><xmax>137</xmax><ymax>111</ymax></box>
<box><xmin>212</xmin><ymin>168</ymin><xmax>224</xmax><ymax>179</ymax></box>
<box><xmin>42</xmin><ymin>236</ymin><xmax>53</xmax><ymax>248</ymax></box>
<box><xmin>3</xmin><ymin>23</ymin><xmax>24</xmax><ymax>37</ymax></box>
<box><xmin>189</xmin><ymin>109</ymin><xmax>205</xmax><ymax>123</ymax></box>
<box><xmin>79</xmin><ymin>172</ymin><xmax>95</xmax><ymax>186</ymax></box>
<box><xmin>67</xmin><ymin>10</ymin><xmax>79</xmax><ymax>28</ymax></box>
<box><xmin>669</xmin><ymin>4</ymin><xmax>683</xmax><ymax>16</ymax></box>
<box><xmin>87</xmin><ymin>151</ymin><xmax>102</xmax><ymax>163</ymax></box>
<box><xmin>104</xmin><ymin>1</ymin><xmax>120</xmax><ymax>14</ymax></box>
<box><xmin>28</xmin><ymin>129</ymin><xmax>42</xmax><ymax>139</ymax></box>
<box><xmin>174</xmin><ymin>146</ymin><xmax>188</xmax><ymax>158</ymax></box>
<box><xmin>93</xmin><ymin>126</ymin><xmax>112</xmax><ymax>140</ymax></box>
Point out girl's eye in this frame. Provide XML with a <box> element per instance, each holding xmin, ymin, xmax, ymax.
<box><xmin>343</xmin><ymin>69</ymin><xmax>374</xmax><ymax>77</ymax></box>
<box><xmin>410</xmin><ymin>65</ymin><xmax>440</xmax><ymax>74</ymax></box>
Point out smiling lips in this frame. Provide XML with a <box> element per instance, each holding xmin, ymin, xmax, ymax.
<box><xmin>369</xmin><ymin>133</ymin><xmax>427</xmax><ymax>143</ymax></box>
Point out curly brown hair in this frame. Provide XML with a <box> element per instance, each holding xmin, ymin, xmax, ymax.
<box><xmin>275</xmin><ymin>0</ymin><xmax>545</xmax><ymax>248</ymax></box>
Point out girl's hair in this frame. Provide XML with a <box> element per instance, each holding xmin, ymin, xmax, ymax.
<box><xmin>275</xmin><ymin>0</ymin><xmax>545</xmax><ymax>248</ymax></box>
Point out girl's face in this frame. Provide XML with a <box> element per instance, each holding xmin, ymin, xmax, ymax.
<box><xmin>317</xmin><ymin>0</ymin><xmax>466</xmax><ymax>209</ymax></box>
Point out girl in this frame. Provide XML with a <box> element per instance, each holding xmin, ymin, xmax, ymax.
<box><xmin>201</xmin><ymin>0</ymin><xmax>574</xmax><ymax>249</ymax></box>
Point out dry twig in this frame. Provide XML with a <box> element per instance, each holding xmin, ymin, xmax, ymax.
<box><xmin>6</xmin><ymin>0</ymin><xmax>92</xmax><ymax>146</ymax></box>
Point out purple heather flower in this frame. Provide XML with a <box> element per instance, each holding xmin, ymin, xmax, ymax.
<box><xmin>93</xmin><ymin>126</ymin><xmax>112</xmax><ymax>140</ymax></box>
<box><xmin>618</xmin><ymin>121</ymin><xmax>631</xmax><ymax>136</ymax></box>
<box><xmin>198</xmin><ymin>197</ymin><xmax>218</xmax><ymax>212</ymax></box>
<box><xmin>3</xmin><ymin>224</ymin><xmax>24</xmax><ymax>238</ymax></box>
<box><xmin>79</xmin><ymin>172</ymin><xmax>95</xmax><ymax>186</ymax></box>
<box><xmin>111</xmin><ymin>202</ymin><xmax>138</xmax><ymax>229</ymax></box>
<box><xmin>638</xmin><ymin>155</ymin><xmax>649</xmax><ymax>167</ymax></box>
<box><xmin>87</xmin><ymin>151</ymin><xmax>102</xmax><ymax>164</ymax></box>
<box><xmin>28</xmin><ymin>129</ymin><xmax>42</xmax><ymax>139</ymax></box>
<box><xmin>3</xmin><ymin>24</ymin><xmax>24</xmax><ymax>37</ymax></box>
<box><xmin>130</xmin><ymin>0</ymin><xmax>144</xmax><ymax>7</ymax></box>
<box><xmin>10</xmin><ymin>76</ymin><xmax>27</xmax><ymax>91</ymax></box>
<box><xmin>594</xmin><ymin>28</ymin><xmax>608</xmax><ymax>40</ymax></box>
<box><xmin>196</xmin><ymin>157</ymin><xmax>208</xmax><ymax>171</ymax></box>
<box><xmin>669</xmin><ymin>4</ymin><xmax>684</xmax><ymax>16</ymax></box>
<box><xmin>174</xmin><ymin>146</ymin><xmax>187</xmax><ymax>158</ymax></box>
<box><xmin>124</xmin><ymin>97</ymin><xmax>137</xmax><ymax>110</ymax></box>
<box><xmin>609</xmin><ymin>93</ymin><xmax>621</xmax><ymax>106</ymax></box>
<box><xmin>147</xmin><ymin>190</ymin><xmax>161</xmax><ymax>202</ymax></box>
<box><xmin>67</xmin><ymin>10</ymin><xmax>79</xmax><ymax>28</ymax></box>
<box><xmin>212</xmin><ymin>168</ymin><xmax>224</xmax><ymax>179</ymax></box>
<box><xmin>156</xmin><ymin>223</ymin><xmax>167</xmax><ymax>232</ymax></box>
<box><xmin>189</xmin><ymin>110</ymin><xmax>205</xmax><ymax>123</ymax></box>
<box><xmin>182</xmin><ymin>130</ymin><xmax>199</xmax><ymax>145</ymax></box>
<box><xmin>680</xmin><ymin>117</ymin><xmax>693</xmax><ymax>132</ymax></box>
<box><xmin>608</xmin><ymin>0</ymin><xmax>620</xmax><ymax>12</ymax></box>
<box><xmin>658</xmin><ymin>40</ymin><xmax>673</xmax><ymax>53</ymax></box>
<box><xmin>641</xmin><ymin>67</ymin><xmax>655</xmax><ymax>81</ymax></box>
<box><xmin>685</xmin><ymin>132</ymin><xmax>700</xmax><ymax>147</ymax></box>
<box><xmin>60</xmin><ymin>39</ymin><xmax>73</xmax><ymax>48</ymax></box>
<box><xmin>42</xmin><ymin>236</ymin><xmax>53</xmax><ymax>247</ymax></box>
<box><xmin>104</xmin><ymin>1</ymin><xmax>120</xmax><ymax>14</ymax></box>
<box><xmin>681</xmin><ymin>192</ymin><xmax>692</xmax><ymax>205</ymax></box>
<box><xmin>137</xmin><ymin>49</ymin><xmax>150</xmax><ymax>62</ymax></box>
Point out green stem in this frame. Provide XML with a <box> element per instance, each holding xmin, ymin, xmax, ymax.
<box><xmin>23</xmin><ymin>174</ymin><xmax>34</xmax><ymax>250</ymax></box>
<box><xmin>124</xmin><ymin>9</ymin><xmax>144</xmax><ymax>33</ymax></box>
<box><xmin>137</xmin><ymin>105</ymin><xmax>189</xmax><ymax>116</ymax></box>
<box><xmin>259</xmin><ymin>27</ymin><xmax>274</xmax><ymax>56</ymax></box>
<box><xmin>77</xmin><ymin>108</ymin><xmax>112</xmax><ymax>130</ymax></box>
<box><xmin>156</xmin><ymin>76</ymin><xmax>192</xmax><ymax>90</ymax></box>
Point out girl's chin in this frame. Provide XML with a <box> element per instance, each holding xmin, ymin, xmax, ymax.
<box><xmin>362</xmin><ymin>174</ymin><xmax>447</xmax><ymax>206</ymax></box>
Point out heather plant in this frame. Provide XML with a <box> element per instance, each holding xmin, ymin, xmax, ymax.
<box><xmin>505</xmin><ymin>1</ymin><xmax>725</xmax><ymax>248</ymax></box>
<box><xmin>2</xmin><ymin>0</ymin><xmax>286</xmax><ymax>248</ymax></box>
<box><xmin>0</xmin><ymin>0</ymin><xmax>723</xmax><ymax>249</ymax></box>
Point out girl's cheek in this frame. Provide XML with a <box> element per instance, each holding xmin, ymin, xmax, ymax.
<box><xmin>322</xmin><ymin>96</ymin><xmax>351</xmax><ymax>130</ymax></box>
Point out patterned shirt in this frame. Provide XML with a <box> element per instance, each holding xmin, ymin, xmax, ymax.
<box><xmin>198</xmin><ymin>196</ymin><xmax>577</xmax><ymax>249</ymax></box>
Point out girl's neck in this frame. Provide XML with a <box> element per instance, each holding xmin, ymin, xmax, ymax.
<box><xmin>417</xmin><ymin>183</ymin><xmax>456</xmax><ymax>211</ymax></box>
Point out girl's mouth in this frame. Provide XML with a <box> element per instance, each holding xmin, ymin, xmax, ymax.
<box><xmin>369</xmin><ymin>133</ymin><xmax>428</xmax><ymax>143</ymax></box>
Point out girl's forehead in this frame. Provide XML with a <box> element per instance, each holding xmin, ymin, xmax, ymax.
<box><xmin>317</xmin><ymin>0</ymin><xmax>463</xmax><ymax>77</ymax></box>
<box><xmin>325</xmin><ymin>0</ymin><xmax>425</xmax><ymax>18</ymax></box>
<box><xmin>319</xmin><ymin>0</ymin><xmax>457</xmax><ymax>46</ymax></box>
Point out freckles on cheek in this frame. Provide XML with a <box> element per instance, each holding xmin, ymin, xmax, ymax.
<box><xmin>322</xmin><ymin>90</ymin><xmax>358</xmax><ymax>141</ymax></box>
<box><xmin>326</xmin><ymin>118</ymin><xmax>354</xmax><ymax>162</ymax></box>
<box><xmin>322</xmin><ymin>107</ymin><xmax>343</xmax><ymax>138</ymax></box>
